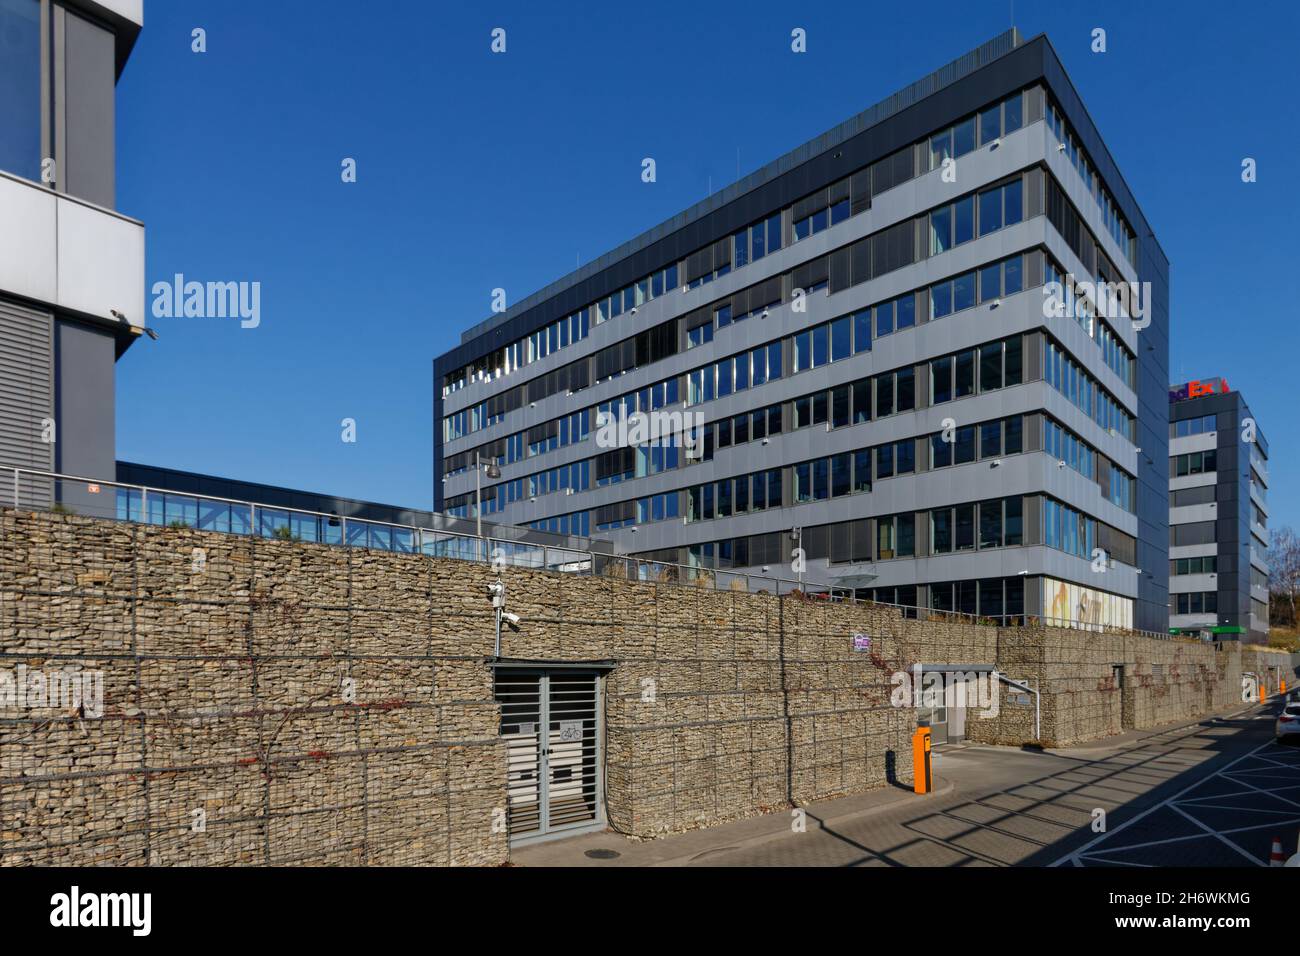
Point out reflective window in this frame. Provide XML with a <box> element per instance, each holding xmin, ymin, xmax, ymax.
<box><xmin>0</xmin><ymin>0</ymin><xmax>41</xmax><ymax>181</ymax></box>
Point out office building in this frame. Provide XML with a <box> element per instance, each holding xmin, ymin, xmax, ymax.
<box><xmin>0</xmin><ymin>0</ymin><xmax>145</xmax><ymax>511</ymax></box>
<box><xmin>434</xmin><ymin>29</ymin><xmax>1172</xmax><ymax>632</ymax></box>
<box><xmin>1168</xmin><ymin>378</ymin><xmax>1270</xmax><ymax>641</ymax></box>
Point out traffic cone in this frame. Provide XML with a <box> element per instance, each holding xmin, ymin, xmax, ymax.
<box><xmin>1270</xmin><ymin>837</ymin><xmax>1285</xmax><ymax>866</ymax></box>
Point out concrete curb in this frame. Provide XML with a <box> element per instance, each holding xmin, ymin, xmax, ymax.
<box><xmin>647</xmin><ymin>780</ymin><xmax>957</xmax><ymax>867</ymax></box>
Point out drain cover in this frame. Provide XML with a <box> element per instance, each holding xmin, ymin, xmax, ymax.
<box><xmin>584</xmin><ymin>848</ymin><xmax>621</xmax><ymax>860</ymax></box>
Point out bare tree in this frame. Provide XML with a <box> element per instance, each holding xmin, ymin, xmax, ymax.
<box><xmin>1268</xmin><ymin>525</ymin><xmax>1300</xmax><ymax>628</ymax></box>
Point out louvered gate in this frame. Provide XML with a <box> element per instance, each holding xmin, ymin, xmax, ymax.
<box><xmin>496</xmin><ymin>669</ymin><xmax>603</xmax><ymax>844</ymax></box>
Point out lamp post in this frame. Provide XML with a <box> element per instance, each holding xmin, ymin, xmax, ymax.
<box><xmin>475</xmin><ymin>453</ymin><xmax>502</xmax><ymax>562</ymax></box>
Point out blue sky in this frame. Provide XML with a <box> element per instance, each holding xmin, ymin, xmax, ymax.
<box><xmin>116</xmin><ymin>0</ymin><xmax>1299</xmax><ymax>529</ymax></box>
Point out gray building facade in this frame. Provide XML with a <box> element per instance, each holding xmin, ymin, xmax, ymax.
<box><xmin>1168</xmin><ymin>380</ymin><xmax>1270</xmax><ymax>642</ymax></box>
<box><xmin>0</xmin><ymin>0</ymin><xmax>145</xmax><ymax>508</ymax></box>
<box><xmin>434</xmin><ymin>30</ymin><xmax>1172</xmax><ymax>632</ymax></box>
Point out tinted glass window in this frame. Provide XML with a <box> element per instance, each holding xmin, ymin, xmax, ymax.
<box><xmin>979</xmin><ymin>188</ymin><xmax>1003</xmax><ymax>236</ymax></box>
<box><xmin>932</xmin><ymin>357</ymin><xmax>953</xmax><ymax>404</ymax></box>
<box><xmin>954</xmin><ymin>196</ymin><xmax>975</xmax><ymax>245</ymax></box>
<box><xmin>1004</xmin><ymin>179</ymin><xmax>1023</xmax><ymax>225</ymax></box>
<box><xmin>980</xmin><ymin>104</ymin><xmax>1001</xmax><ymax>144</ymax></box>
<box><xmin>953</xmin><ymin>118</ymin><xmax>975</xmax><ymax>157</ymax></box>
<box><xmin>896</xmin><ymin>295</ymin><xmax>916</xmax><ymax>330</ymax></box>
<box><xmin>0</xmin><ymin>0</ymin><xmax>41</xmax><ymax>181</ymax></box>
<box><xmin>1004</xmin><ymin>94</ymin><xmax>1022</xmax><ymax>132</ymax></box>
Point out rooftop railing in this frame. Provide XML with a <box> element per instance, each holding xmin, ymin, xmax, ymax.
<box><xmin>6</xmin><ymin>467</ymin><xmax>1171</xmax><ymax>639</ymax></box>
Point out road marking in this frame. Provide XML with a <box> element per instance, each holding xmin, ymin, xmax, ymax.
<box><xmin>1051</xmin><ymin>715</ymin><xmax>1281</xmax><ymax>867</ymax></box>
<box><xmin>1167</xmin><ymin>803</ymin><xmax>1263</xmax><ymax>865</ymax></box>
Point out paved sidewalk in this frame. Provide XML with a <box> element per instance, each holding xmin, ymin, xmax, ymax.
<box><xmin>513</xmin><ymin>702</ymin><xmax>1282</xmax><ymax>867</ymax></box>
<box><xmin>512</xmin><ymin>780</ymin><xmax>954</xmax><ymax>867</ymax></box>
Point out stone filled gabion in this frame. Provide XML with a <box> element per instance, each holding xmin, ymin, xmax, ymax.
<box><xmin>0</xmin><ymin>509</ymin><xmax>1287</xmax><ymax>864</ymax></box>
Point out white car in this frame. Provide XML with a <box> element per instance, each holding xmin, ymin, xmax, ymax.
<box><xmin>1275</xmin><ymin>702</ymin><xmax>1300</xmax><ymax>742</ymax></box>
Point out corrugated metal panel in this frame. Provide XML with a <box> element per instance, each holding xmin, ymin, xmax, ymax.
<box><xmin>0</xmin><ymin>299</ymin><xmax>54</xmax><ymax>508</ymax></box>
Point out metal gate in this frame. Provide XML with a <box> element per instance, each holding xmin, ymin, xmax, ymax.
<box><xmin>495</xmin><ymin>669</ymin><xmax>603</xmax><ymax>844</ymax></box>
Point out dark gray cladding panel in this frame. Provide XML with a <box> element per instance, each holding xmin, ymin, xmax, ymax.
<box><xmin>55</xmin><ymin>317</ymin><xmax>115</xmax><ymax>482</ymax></box>
<box><xmin>0</xmin><ymin>297</ymin><xmax>55</xmax><ymax>474</ymax></box>
<box><xmin>63</xmin><ymin>8</ymin><xmax>116</xmax><ymax>208</ymax></box>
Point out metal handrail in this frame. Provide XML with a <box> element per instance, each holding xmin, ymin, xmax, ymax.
<box><xmin>6</xmin><ymin>466</ymin><xmax>1174</xmax><ymax>639</ymax></box>
<box><xmin>4</xmin><ymin>467</ymin><xmax>817</xmax><ymax>595</ymax></box>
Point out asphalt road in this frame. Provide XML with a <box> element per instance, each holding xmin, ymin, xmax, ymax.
<box><xmin>690</xmin><ymin>701</ymin><xmax>1298</xmax><ymax>867</ymax></box>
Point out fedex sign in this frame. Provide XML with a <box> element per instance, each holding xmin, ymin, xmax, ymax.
<box><xmin>1169</xmin><ymin>377</ymin><xmax>1229</xmax><ymax>402</ymax></box>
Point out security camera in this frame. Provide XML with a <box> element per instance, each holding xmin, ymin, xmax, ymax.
<box><xmin>501</xmin><ymin>611</ymin><xmax>521</xmax><ymax>628</ymax></box>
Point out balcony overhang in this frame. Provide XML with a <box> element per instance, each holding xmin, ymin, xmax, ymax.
<box><xmin>0</xmin><ymin>169</ymin><xmax>145</xmax><ymax>355</ymax></box>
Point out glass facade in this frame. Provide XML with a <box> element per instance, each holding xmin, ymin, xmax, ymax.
<box><xmin>0</xmin><ymin>0</ymin><xmax>41</xmax><ymax>182</ymax></box>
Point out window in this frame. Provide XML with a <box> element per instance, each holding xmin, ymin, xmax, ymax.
<box><xmin>0</xmin><ymin>0</ymin><xmax>41</xmax><ymax>181</ymax></box>
<box><xmin>896</xmin><ymin>439</ymin><xmax>915</xmax><ymax>474</ymax></box>
<box><xmin>896</xmin><ymin>368</ymin><xmax>915</xmax><ymax>412</ymax></box>
<box><xmin>979</xmin><ymin>500</ymin><xmax>1003</xmax><ymax>549</ymax></box>
<box><xmin>832</xmin><ymin>385</ymin><xmax>850</xmax><ymax>428</ymax></box>
<box><xmin>955</xmin><ymin>504</ymin><xmax>975</xmax><ymax>551</ymax></box>
<box><xmin>979</xmin><ymin>104</ymin><xmax>1000</xmax><ymax>145</ymax></box>
<box><xmin>877</xmin><ymin>373</ymin><xmax>894</xmax><ymax>417</ymax></box>
<box><xmin>932</xmin><ymin>357</ymin><xmax>953</xmax><ymax>404</ymax></box>
<box><xmin>932</xmin><ymin>509</ymin><xmax>953</xmax><ymax>554</ymax></box>
<box><xmin>931</xmin><ymin>280</ymin><xmax>953</xmax><ymax>319</ymax></box>
<box><xmin>932</xmin><ymin>433</ymin><xmax>952</xmax><ymax>469</ymax></box>
<box><xmin>853</xmin><ymin>380</ymin><xmax>871</xmax><ymax>424</ymax></box>
<box><xmin>831</xmin><ymin>453</ymin><xmax>851</xmax><ymax>498</ymax></box>
<box><xmin>1004</xmin><ymin>416</ymin><xmax>1022</xmax><ymax>454</ymax></box>
<box><xmin>1004</xmin><ymin>94</ymin><xmax>1022</xmax><ymax>132</ymax></box>
<box><xmin>930</xmin><ymin>205</ymin><xmax>952</xmax><ymax>255</ymax></box>
<box><xmin>953</xmin><ymin>117</ymin><xmax>975</xmax><ymax>157</ymax></box>
<box><xmin>1005</xmin><ymin>497</ymin><xmax>1022</xmax><ymax>545</ymax></box>
<box><xmin>831</xmin><ymin>316</ymin><xmax>851</xmax><ymax>361</ymax></box>
<box><xmin>955</xmin><ymin>350</ymin><xmax>975</xmax><ymax>398</ymax></box>
<box><xmin>1175</xmin><ymin>592</ymin><xmax>1218</xmax><ymax>615</ymax></box>
<box><xmin>954</xmin><ymin>196</ymin><xmax>974</xmax><ymax>245</ymax></box>
<box><xmin>1174</xmin><ymin>450</ymin><xmax>1218</xmax><ymax>477</ymax></box>
<box><xmin>1173</xmin><ymin>556</ymin><xmax>1217</xmax><ymax>575</ymax></box>
<box><xmin>980</xmin><ymin>421</ymin><xmax>1002</xmax><ymax>459</ymax></box>
<box><xmin>979</xmin><ymin>343</ymin><xmax>1003</xmax><ymax>391</ymax></box>
<box><xmin>878</xmin><ymin>443</ymin><xmax>894</xmax><ymax>479</ymax></box>
<box><xmin>896</xmin><ymin>295</ymin><xmax>915</xmax><ymax>331</ymax></box>
<box><xmin>1004</xmin><ymin>179</ymin><xmax>1022</xmax><ymax>225</ymax></box>
<box><xmin>930</xmin><ymin>130</ymin><xmax>952</xmax><ymax>170</ymax></box>
<box><xmin>979</xmin><ymin>186</ymin><xmax>1003</xmax><ymax>236</ymax></box>
<box><xmin>878</xmin><ymin>517</ymin><xmax>896</xmax><ymax>560</ymax></box>
<box><xmin>954</xmin><ymin>425</ymin><xmax>976</xmax><ymax>465</ymax></box>
<box><xmin>875</xmin><ymin>300</ymin><xmax>894</xmax><ymax>337</ymax></box>
<box><xmin>953</xmin><ymin>271</ymin><xmax>975</xmax><ymax>312</ymax></box>
<box><xmin>853</xmin><ymin>310</ymin><xmax>872</xmax><ymax>353</ymax></box>
<box><xmin>853</xmin><ymin>450</ymin><xmax>871</xmax><ymax>493</ymax></box>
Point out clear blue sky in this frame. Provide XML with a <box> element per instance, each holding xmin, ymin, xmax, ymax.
<box><xmin>115</xmin><ymin>0</ymin><xmax>1300</xmax><ymax>529</ymax></box>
